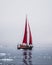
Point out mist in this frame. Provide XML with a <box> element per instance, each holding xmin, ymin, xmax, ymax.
<box><xmin>0</xmin><ymin>0</ymin><xmax>52</xmax><ymax>48</ymax></box>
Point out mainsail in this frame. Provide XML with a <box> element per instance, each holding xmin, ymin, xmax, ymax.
<box><xmin>28</xmin><ymin>23</ymin><xmax>32</xmax><ymax>45</ymax></box>
<box><xmin>22</xmin><ymin>17</ymin><xmax>32</xmax><ymax>45</ymax></box>
<box><xmin>22</xmin><ymin>18</ymin><xmax>27</xmax><ymax>44</ymax></box>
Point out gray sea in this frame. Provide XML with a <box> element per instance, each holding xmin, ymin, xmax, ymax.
<box><xmin>0</xmin><ymin>45</ymin><xmax>52</xmax><ymax>65</ymax></box>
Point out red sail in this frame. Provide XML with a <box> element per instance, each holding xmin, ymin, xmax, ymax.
<box><xmin>22</xmin><ymin>18</ymin><xmax>27</xmax><ymax>44</ymax></box>
<box><xmin>28</xmin><ymin>23</ymin><xmax>32</xmax><ymax>45</ymax></box>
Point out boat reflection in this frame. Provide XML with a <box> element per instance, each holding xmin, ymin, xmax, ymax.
<box><xmin>23</xmin><ymin>50</ymin><xmax>33</xmax><ymax>65</ymax></box>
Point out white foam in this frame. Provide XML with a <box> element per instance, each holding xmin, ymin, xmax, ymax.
<box><xmin>0</xmin><ymin>53</ymin><xmax>6</xmax><ymax>56</ymax></box>
<box><xmin>0</xmin><ymin>58</ymin><xmax>13</xmax><ymax>62</ymax></box>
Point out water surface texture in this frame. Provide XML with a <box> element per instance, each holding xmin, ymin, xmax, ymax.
<box><xmin>0</xmin><ymin>45</ymin><xmax>52</xmax><ymax>65</ymax></box>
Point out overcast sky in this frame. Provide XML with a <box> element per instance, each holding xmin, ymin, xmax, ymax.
<box><xmin>0</xmin><ymin>0</ymin><xmax>52</xmax><ymax>47</ymax></box>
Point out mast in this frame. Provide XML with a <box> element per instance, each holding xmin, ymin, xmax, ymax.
<box><xmin>22</xmin><ymin>17</ymin><xmax>27</xmax><ymax>44</ymax></box>
<box><xmin>28</xmin><ymin>23</ymin><xmax>32</xmax><ymax>45</ymax></box>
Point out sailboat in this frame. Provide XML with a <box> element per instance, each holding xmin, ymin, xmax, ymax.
<box><xmin>17</xmin><ymin>17</ymin><xmax>33</xmax><ymax>50</ymax></box>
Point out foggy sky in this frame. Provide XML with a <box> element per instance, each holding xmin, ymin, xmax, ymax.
<box><xmin>0</xmin><ymin>0</ymin><xmax>52</xmax><ymax>47</ymax></box>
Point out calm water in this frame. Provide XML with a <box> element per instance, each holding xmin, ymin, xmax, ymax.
<box><xmin>0</xmin><ymin>45</ymin><xmax>52</xmax><ymax>65</ymax></box>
